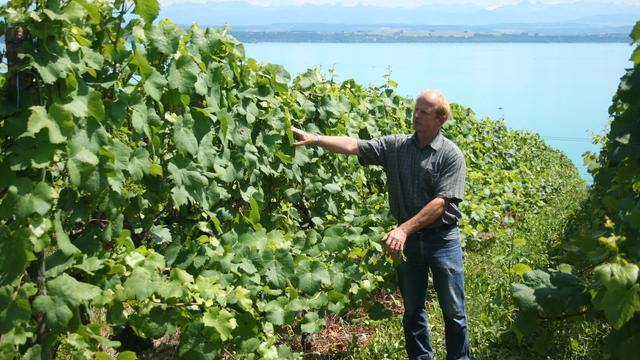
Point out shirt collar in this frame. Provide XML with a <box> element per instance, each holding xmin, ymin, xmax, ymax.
<box><xmin>411</xmin><ymin>131</ymin><xmax>444</xmax><ymax>151</ymax></box>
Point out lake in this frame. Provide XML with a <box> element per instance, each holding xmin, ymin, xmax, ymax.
<box><xmin>244</xmin><ymin>42</ymin><xmax>634</xmax><ymax>181</ymax></box>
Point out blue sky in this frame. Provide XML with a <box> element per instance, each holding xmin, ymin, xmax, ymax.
<box><xmin>158</xmin><ymin>0</ymin><xmax>640</xmax><ymax>10</ymax></box>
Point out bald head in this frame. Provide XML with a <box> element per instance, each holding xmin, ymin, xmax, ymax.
<box><xmin>417</xmin><ymin>89</ymin><xmax>451</xmax><ymax>123</ymax></box>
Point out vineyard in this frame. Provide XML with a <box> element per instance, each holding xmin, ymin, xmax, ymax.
<box><xmin>0</xmin><ymin>1</ymin><xmax>637</xmax><ymax>359</ymax></box>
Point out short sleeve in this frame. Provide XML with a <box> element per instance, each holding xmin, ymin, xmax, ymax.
<box><xmin>434</xmin><ymin>153</ymin><xmax>466</xmax><ymax>202</ymax></box>
<box><xmin>357</xmin><ymin>136</ymin><xmax>395</xmax><ymax>166</ymax></box>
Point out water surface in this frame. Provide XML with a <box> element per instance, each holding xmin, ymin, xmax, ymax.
<box><xmin>245</xmin><ymin>42</ymin><xmax>633</xmax><ymax>181</ymax></box>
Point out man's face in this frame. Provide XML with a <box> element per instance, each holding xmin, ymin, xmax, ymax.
<box><xmin>412</xmin><ymin>96</ymin><xmax>442</xmax><ymax>133</ymax></box>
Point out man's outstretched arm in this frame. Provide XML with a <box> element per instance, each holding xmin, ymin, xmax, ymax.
<box><xmin>292</xmin><ymin>127</ymin><xmax>359</xmax><ymax>155</ymax></box>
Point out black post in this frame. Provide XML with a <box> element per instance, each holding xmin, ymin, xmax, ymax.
<box><xmin>6</xmin><ymin>26</ymin><xmax>34</xmax><ymax>107</ymax></box>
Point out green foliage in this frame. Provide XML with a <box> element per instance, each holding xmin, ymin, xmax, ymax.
<box><xmin>443</xmin><ymin>112</ymin><xmax>580</xmax><ymax>247</ymax></box>
<box><xmin>0</xmin><ymin>1</ymin><xmax>584</xmax><ymax>358</ymax></box>
<box><xmin>511</xmin><ymin>20</ymin><xmax>640</xmax><ymax>359</ymax></box>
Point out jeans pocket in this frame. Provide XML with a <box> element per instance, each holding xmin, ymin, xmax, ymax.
<box><xmin>440</xmin><ymin>227</ymin><xmax>460</xmax><ymax>242</ymax></box>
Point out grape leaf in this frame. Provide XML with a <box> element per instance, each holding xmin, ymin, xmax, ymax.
<box><xmin>27</xmin><ymin>106</ymin><xmax>66</xmax><ymax>144</ymax></box>
<box><xmin>47</xmin><ymin>273</ymin><xmax>101</xmax><ymax>307</ymax></box>
<box><xmin>32</xmin><ymin>295</ymin><xmax>73</xmax><ymax>329</ymax></box>
<box><xmin>300</xmin><ymin>311</ymin><xmax>325</xmax><ymax>334</ymax></box>
<box><xmin>54</xmin><ymin>212</ymin><xmax>80</xmax><ymax>256</ymax></box>
<box><xmin>144</xmin><ymin>70</ymin><xmax>168</xmax><ymax>102</ymax></box>
<box><xmin>148</xmin><ymin>20</ymin><xmax>183</xmax><ymax>56</ymax></box>
<box><xmin>203</xmin><ymin>307</ymin><xmax>237</xmax><ymax>341</ymax></box>
<box><xmin>0</xmin><ymin>227</ymin><xmax>28</xmax><ymax>286</ymax></box>
<box><xmin>133</xmin><ymin>0</ymin><xmax>159</xmax><ymax>25</ymax></box>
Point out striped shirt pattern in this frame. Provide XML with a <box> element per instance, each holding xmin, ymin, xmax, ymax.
<box><xmin>357</xmin><ymin>131</ymin><xmax>466</xmax><ymax>228</ymax></box>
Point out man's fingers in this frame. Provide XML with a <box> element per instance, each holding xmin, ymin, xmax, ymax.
<box><xmin>291</xmin><ymin>127</ymin><xmax>306</xmax><ymax>139</ymax></box>
<box><xmin>384</xmin><ymin>236</ymin><xmax>398</xmax><ymax>255</ymax></box>
<box><xmin>383</xmin><ymin>234</ymin><xmax>392</xmax><ymax>255</ymax></box>
<box><xmin>383</xmin><ymin>230</ymin><xmax>406</xmax><ymax>256</ymax></box>
<box><xmin>291</xmin><ymin>127</ymin><xmax>302</xmax><ymax>138</ymax></box>
<box><xmin>385</xmin><ymin>233</ymin><xmax>396</xmax><ymax>246</ymax></box>
<box><xmin>291</xmin><ymin>127</ymin><xmax>313</xmax><ymax>147</ymax></box>
<box><xmin>386</xmin><ymin>242</ymin><xmax>401</xmax><ymax>255</ymax></box>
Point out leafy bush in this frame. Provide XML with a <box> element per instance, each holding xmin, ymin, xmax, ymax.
<box><xmin>511</xmin><ymin>21</ymin><xmax>640</xmax><ymax>359</ymax></box>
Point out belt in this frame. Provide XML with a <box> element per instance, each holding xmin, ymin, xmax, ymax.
<box><xmin>413</xmin><ymin>223</ymin><xmax>457</xmax><ymax>235</ymax></box>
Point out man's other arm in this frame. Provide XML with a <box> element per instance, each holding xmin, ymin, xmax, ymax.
<box><xmin>399</xmin><ymin>198</ymin><xmax>450</xmax><ymax>236</ymax></box>
<box><xmin>292</xmin><ymin>127</ymin><xmax>359</xmax><ymax>155</ymax></box>
<box><xmin>383</xmin><ymin>198</ymin><xmax>450</xmax><ymax>255</ymax></box>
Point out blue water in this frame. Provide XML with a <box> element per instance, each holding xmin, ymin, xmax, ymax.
<box><xmin>244</xmin><ymin>42</ymin><xmax>633</xmax><ymax>181</ymax></box>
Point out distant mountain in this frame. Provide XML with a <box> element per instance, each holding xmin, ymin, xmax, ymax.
<box><xmin>159</xmin><ymin>1</ymin><xmax>640</xmax><ymax>32</ymax></box>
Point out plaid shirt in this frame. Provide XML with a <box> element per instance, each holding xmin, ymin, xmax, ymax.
<box><xmin>357</xmin><ymin>131</ymin><xmax>466</xmax><ymax>228</ymax></box>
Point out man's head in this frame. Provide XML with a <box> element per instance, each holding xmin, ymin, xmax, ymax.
<box><xmin>412</xmin><ymin>89</ymin><xmax>451</xmax><ymax>134</ymax></box>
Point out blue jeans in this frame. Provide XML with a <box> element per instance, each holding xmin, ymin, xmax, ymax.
<box><xmin>396</xmin><ymin>227</ymin><xmax>470</xmax><ymax>360</ymax></box>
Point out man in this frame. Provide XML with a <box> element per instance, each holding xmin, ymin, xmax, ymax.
<box><xmin>292</xmin><ymin>89</ymin><xmax>469</xmax><ymax>360</ymax></box>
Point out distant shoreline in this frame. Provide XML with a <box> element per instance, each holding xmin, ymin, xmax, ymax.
<box><xmin>230</xmin><ymin>31</ymin><xmax>630</xmax><ymax>44</ymax></box>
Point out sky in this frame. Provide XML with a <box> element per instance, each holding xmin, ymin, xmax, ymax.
<box><xmin>158</xmin><ymin>0</ymin><xmax>640</xmax><ymax>10</ymax></box>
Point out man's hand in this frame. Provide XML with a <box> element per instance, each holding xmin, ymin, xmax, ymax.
<box><xmin>383</xmin><ymin>227</ymin><xmax>408</xmax><ymax>256</ymax></box>
<box><xmin>291</xmin><ymin>127</ymin><xmax>359</xmax><ymax>154</ymax></box>
<box><xmin>292</xmin><ymin>127</ymin><xmax>318</xmax><ymax>147</ymax></box>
